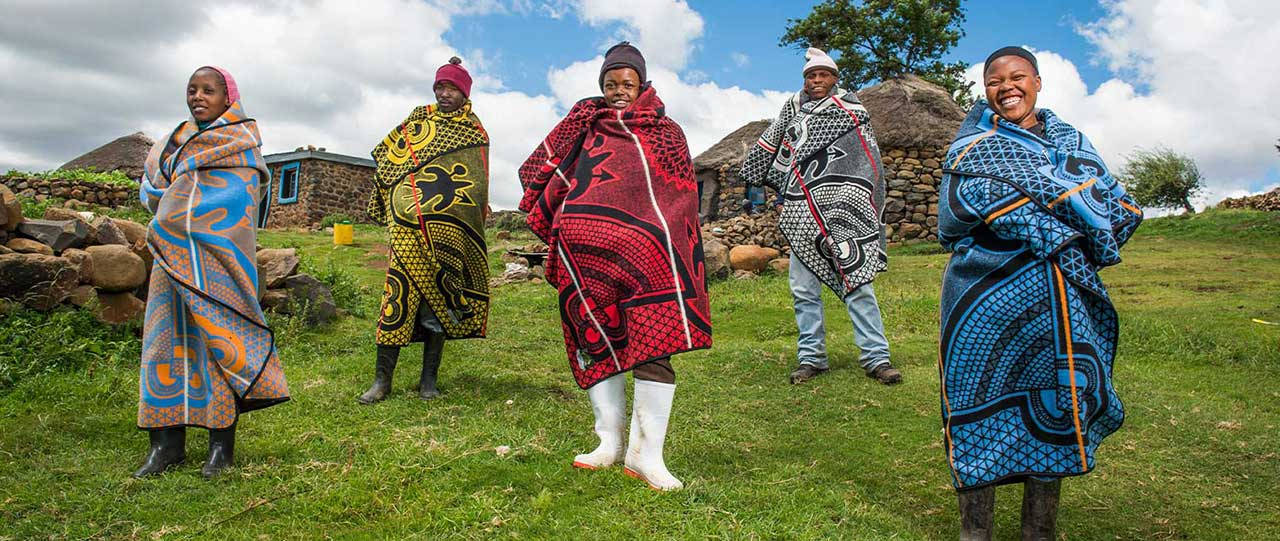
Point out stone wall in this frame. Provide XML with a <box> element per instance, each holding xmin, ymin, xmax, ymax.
<box><xmin>701</xmin><ymin>145</ymin><xmax>942</xmax><ymax>244</ymax></box>
<box><xmin>265</xmin><ymin>159</ymin><xmax>375</xmax><ymax>228</ymax></box>
<box><xmin>880</xmin><ymin>147</ymin><xmax>941</xmax><ymax>243</ymax></box>
<box><xmin>0</xmin><ymin>176</ymin><xmax>140</xmax><ymax>209</ymax></box>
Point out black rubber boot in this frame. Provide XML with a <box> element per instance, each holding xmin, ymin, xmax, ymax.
<box><xmin>1021</xmin><ymin>478</ymin><xmax>1061</xmax><ymax>541</ymax></box>
<box><xmin>417</xmin><ymin>332</ymin><xmax>445</xmax><ymax>400</ymax></box>
<box><xmin>201</xmin><ymin>427</ymin><xmax>235</xmax><ymax>478</ymax></box>
<box><xmin>357</xmin><ymin>345</ymin><xmax>400</xmax><ymax>404</ymax></box>
<box><xmin>958</xmin><ymin>486</ymin><xmax>995</xmax><ymax>541</ymax></box>
<box><xmin>132</xmin><ymin>427</ymin><xmax>186</xmax><ymax>478</ymax></box>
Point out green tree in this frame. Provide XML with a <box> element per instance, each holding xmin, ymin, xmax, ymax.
<box><xmin>1119</xmin><ymin>147</ymin><xmax>1204</xmax><ymax>214</ymax></box>
<box><xmin>780</xmin><ymin>0</ymin><xmax>974</xmax><ymax>108</ymax></box>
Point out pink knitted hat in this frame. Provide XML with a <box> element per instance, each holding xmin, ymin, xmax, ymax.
<box><xmin>435</xmin><ymin>57</ymin><xmax>472</xmax><ymax>98</ymax></box>
<box><xmin>198</xmin><ymin>65</ymin><xmax>240</xmax><ymax>104</ymax></box>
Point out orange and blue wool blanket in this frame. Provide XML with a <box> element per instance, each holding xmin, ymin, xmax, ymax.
<box><xmin>937</xmin><ymin>103</ymin><xmax>1142</xmax><ymax>489</ymax></box>
<box><xmin>138</xmin><ymin>101</ymin><xmax>288</xmax><ymax>430</ymax></box>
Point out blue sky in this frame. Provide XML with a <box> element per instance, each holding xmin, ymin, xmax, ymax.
<box><xmin>448</xmin><ymin>0</ymin><xmax>1114</xmax><ymax>96</ymax></box>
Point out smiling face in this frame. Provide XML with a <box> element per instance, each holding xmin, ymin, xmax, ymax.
<box><xmin>803</xmin><ymin>68</ymin><xmax>838</xmax><ymax>100</ymax></box>
<box><xmin>601</xmin><ymin>67</ymin><xmax>641</xmax><ymax>109</ymax></box>
<box><xmin>434</xmin><ymin>81</ymin><xmax>465</xmax><ymax>113</ymax></box>
<box><xmin>984</xmin><ymin>55</ymin><xmax>1041</xmax><ymax>129</ymax></box>
<box><xmin>186</xmin><ymin>68</ymin><xmax>230</xmax><ymax>123</ymax></box>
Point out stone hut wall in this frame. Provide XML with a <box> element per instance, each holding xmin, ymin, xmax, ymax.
<box><xmin>265</xmin><ymin>159</ymin><xmax>374</xmax><ymax>228</ymax></box>
<box><xmin>0</xmin><ymin>177</ymin><xmax>140</xmax><ymax>209</ymax></box>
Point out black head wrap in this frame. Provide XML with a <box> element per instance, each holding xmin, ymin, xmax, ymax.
<box><xmin>599</xmin><ymin>41</ymin><xmax>647</xmax><ymax>90</ymax></box>
<box><xmin>983</xmin><ymin>46</ymin><xmax>1038</xmax><ymax>75</ymax></box>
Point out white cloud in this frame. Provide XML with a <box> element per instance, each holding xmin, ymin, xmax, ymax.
<box><xmin>966</xmin><ymin>0</ymin><xmax>1280</xmax><ymax>209</ymax></box>
<box><xmin>0</xmin><ymin>0</ymin><xmax>789</xmax><ymax>210</ymax></box>
<box><xmin>572</xmin><ymin>0</ymin><xmax>705</xmax><ymax>70</ymax></box>
<box><xmin>731</xmin><ymin>52</ymin><xmax>750</xmax><ymax>68</ymax></box>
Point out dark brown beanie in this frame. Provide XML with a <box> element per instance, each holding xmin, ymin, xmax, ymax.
<box><xmin>599</xmin><ymin>41</ymin><xmax>646</xmax><ymax>90</ymax></box>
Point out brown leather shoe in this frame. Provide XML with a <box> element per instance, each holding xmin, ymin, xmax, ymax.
<box><xmin>867</xmin><ymin>363</ymin><xmax>903</xmax><ymax>385</ymax></box>
<box><xmin>789</xmin><ymin>364</ymin><xmax>827</xmax><ymax>384</ymax></box>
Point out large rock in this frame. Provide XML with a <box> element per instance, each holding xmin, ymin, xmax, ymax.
<box><xmin>702</xmin><ymin>237</ymin><xmax>731</xmax><ymax>280</ymax></box>
<box><xmin>767</xmin><ymin>257</ymin><xmax>790</xmax><ymax>274</ymax></box>
<box><xmin>256</xmin><ymin>248</ymin><xmax>300</xmax><ymax>289</ymax></box>
<box><xmin>17</xmin><ymin>219</ymin><xmax>89</xmax><ymax>253</ymax></box>
<box><xmin>729</xmin><ymin>244</ymin><xmax>780</xmax><ymax>273</ymax></box>
<box><xmin>6</xmin><ymin>238</ymin><xmax>53</xmax><ymax>256</ymax></box>
<box><xmin>259</xmin><ymin>289</ymin><xmax>289</xmax><ymax>311</ymax></box>
<box><xmin>60</xmin><ymin>248</ymin><xmax>94</xmax><ymax>284</ymax></box>
<box><xmin>281</xmin><ymin>273</ymin><xmax>338</xmax><ymax>324</ymax></box>
<box><xmin>96</xmin><ymin>291</ymin><xmax>145</xmax><ymax>324</ymax></box>
<box><xmin>86</xmin><ymin>244</ymin><xmax>147</xmax><ymax>292</ymax></box>
<box><xmin>1</xmin><ymin>184</ymin><xmax>23</xmax><ymax>231</ymax></box>
<box><xmin>0</xmin><ymin>253</ymin><xmax>79</xmax><ymax>310</ymax></box>
<box><xmin>43</xmin><ymin>207</ymin><xmax>92</xmax><ymax>232</ymax></box>
<box><xmin>67</xmin><ymin>284</ymin><xmax>97</xmax><ymax>307</ymax></box>
<box><xmin>111</xmin><ymin>218</ymin><xmax>148</xmax><ymax>245</ymax></box>
<box><xmin>90</xmin><ymin>216</ymin><xmax>129</xmax><ymax>246</ymax></box>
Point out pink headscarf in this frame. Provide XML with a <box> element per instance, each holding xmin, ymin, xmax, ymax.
<box><xmin>198</xmin><ymin>65</ymin><xmax>240</xmax><ymax>104</ymax></box>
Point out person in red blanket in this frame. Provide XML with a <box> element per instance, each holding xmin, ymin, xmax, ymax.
<box><xmin>518</xmin><ymin>42</ymin><xmax>711</xmax><ymax>491</ymax></box>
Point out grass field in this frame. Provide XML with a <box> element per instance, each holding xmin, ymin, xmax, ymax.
<box><xmin>1</xmin><ymin>210</ymin><xmax>1278</xmax><ymax>540</ymax></box>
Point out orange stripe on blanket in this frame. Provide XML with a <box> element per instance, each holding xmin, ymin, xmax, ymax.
<box><xmin>984</xmin><ymin>197</ymin><xmax>1030</xmax><ymax>224</ymax></box>
<box><xmin>949</xmin><ymin>117</ymin><xmax>1000</xmax><ymax>169</ymax></box>
<box><xmin>1119</xmin><ymin>200</ymin><xmax>1142</xmax><ymax>214</ymax></box>
<box><xmin>1053</xmin><ymin>263</ymin><xmax>1090</xmax><ymax>471</ymax></box>
<box><xmin>1047</xmin><ymin>178</ymin><xmax>1097</xmax><ymax>208</ymax></box>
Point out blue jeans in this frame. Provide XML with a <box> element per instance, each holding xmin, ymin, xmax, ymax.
<box><xmin>788</xmin><ymin>251</ymin><xmax>891</xmax><ymax>372</ymax></box>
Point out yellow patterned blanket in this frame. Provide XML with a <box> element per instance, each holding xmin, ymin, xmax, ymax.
<box><xmin>369</xmin><ymin>102</ymin><xmax>490</xmax><ymax>344</ymax></box>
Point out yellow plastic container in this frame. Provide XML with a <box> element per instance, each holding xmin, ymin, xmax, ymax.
<box><xmin>333</xmin><ymin>222</ymin><xmax>353</xmax><ymax>245</ymax></box>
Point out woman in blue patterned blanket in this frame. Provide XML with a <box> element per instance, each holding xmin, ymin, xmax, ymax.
<box><xmin>937</xmin><ymin>47</ymin><xmax>1143</xmax><ymax>540</ymax></box>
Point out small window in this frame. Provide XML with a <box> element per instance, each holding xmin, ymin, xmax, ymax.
<box><xmin>277</xmin><ymin>162</ymin><xmax>300</xmax><ymax>204</ymax></box>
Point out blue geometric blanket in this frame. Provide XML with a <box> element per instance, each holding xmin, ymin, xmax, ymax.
<box><xmin>937</xmin><ymin>103</ymin><xmax>1142</xmax><ymax>489</ymax></box>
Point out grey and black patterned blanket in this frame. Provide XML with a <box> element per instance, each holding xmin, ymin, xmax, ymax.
<box><xmin>740</xmin><ymin>89</ymin><xmax>885</xmax><ymax>297</ymax></box>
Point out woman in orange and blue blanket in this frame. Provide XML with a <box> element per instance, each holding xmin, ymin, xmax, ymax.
<box><xmin>134</xmin><ymin>66</ymin><xmax>288</xmax><ymax>478</ymax></box>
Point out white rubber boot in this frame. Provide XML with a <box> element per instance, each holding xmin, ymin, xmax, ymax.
<box><xmin>572</xmin><ymin>374</ymin><xmax>627</xmax><ymax>469</ymax></box>
<box><xmin>623</xmin><ymin>380</ymin><xmax>682</xmax><ymax>491</ymax></box>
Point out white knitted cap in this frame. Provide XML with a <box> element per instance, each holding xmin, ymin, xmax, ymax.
<box><xmin>803</xmin><ymin>47</ymin><xmax>838</xmax><ymax>76</ymax></box>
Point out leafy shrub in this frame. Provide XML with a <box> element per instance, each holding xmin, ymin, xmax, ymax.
<box><xmin>18</xmin><ymin>196</ymin><xmax>66</xmax><ymax>219</ymax></box>
<box><xmin>5</xmin><ymin>168</ymin><xmax>138</xmax><ymax>187</ymax></box>
<box><xmin>319</xmin><ymin>214</ymin><xmax>356</xmax><ymax>229</ymax></box>
<box><xmin>300</xmin><ymin>258</ymin><xmax>374</xmax><ymax>317</ymax></box>
<box><xmin>1119</xmin><ymin>147</ymin><xmax>1203</xmax><ymax>214</ymax></box>
<box><xmin>0</xmin><ymin>306</ymin><xmax>141</xmax><ymax>390</ymax></box>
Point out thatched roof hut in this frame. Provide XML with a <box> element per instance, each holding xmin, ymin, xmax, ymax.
<box><xmin>59</xmin><ymin>131</ymin><xmax>155</xmax><ymax>180</ymax></box>
<box><xmin>693</xmin><ymin>120</ymin><xmax>771</xmax><ymax>174</ymax></box>
<box><xmin>858</xmin><ymin>75</ymin><xmax>966</xmax><ymax>150</ymax></box>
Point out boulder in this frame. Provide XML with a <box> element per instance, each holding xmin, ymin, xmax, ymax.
<box><xmin>90</xmin><ymin>216</ymin><xmax>129</xmax><ymax>246</ymax></box>
<box><xmin>0</xmin><ymin>184</ymin><xmax>20</xmax><ymax>231</ymax></box>
<box><xmin>256</xmin><ymin>248</ymin><xmax>300</xmax><ymax>289</ymax></box>
<box><xmin>729</xmin><ymin>244</ymin><xmax>780</xmax><ymax>273</ymax></box>
<box><xmin>702</xmin><ymin>237</ymin><xmax>731</xmax><ymax>280</ymax></box>
<box><xmin>495</xmin><ymin>230</ymin><xmax>511</xmax><ymax>240</ymax></box>
<box><xmin>0</xmin><ymin>244</ymin><xmax>10</xmax><ymax>255</ymax></box>
<box><xmin>767</xmin><ymin>257</ymin><xmax>790</xmax><ymax>274</ymax></box>
<box><xmin>67</xmin><ymin>284</ymin><xmax>97</xmax><ymax>307</ymax></box>
<box><xmin>6</xmin><ymin>238</ymin><xmax>53</xmax><ymax>256</ymax></box>
<box><xmin>899</xmin><ymin>222</ymin><xmax>925</xmax><ymax>239</ymax></box>
<box><xmin>111</xmin><ymin>218</ymin><xmax>148</xmax><ymax>245</ymax></box>
<box><xmin>733</xmin><ymin>269</ymin><xmax>758</xmax><ymax>280</ymax></box>
<box><xmin>0</xmin><ymin>253</ymin><xmax>79</xmax><ymax>310</ymax></box>
<box><xmin>281</xmin><ymin>273</ymin><xmax>338</xmax><ymax>324</ymax></box>
<box><xmin>60</xmin><ymin>248</ymin><xmax>94</xmax><ymax>284</ymax></box>
<box><xmin>86</xmin><ymin>244</ymin><xmax>147</xmax><ymax>292</ymax></box>
<box><xmin>96</xmin><ymin>291</ymin><xmax>145</xmax><ymax>324</ymax></box>
<box><xmin>260</xmin><ymin>289</ymin><xmax>289</xmax><ymax>310</ymax></box>
<box><xmin>17</xmin><ymin>219</ymin><xmax>89</xmax><ymax>252</ymax></box>
<box><xmin>43</xmin><ymin>207</ymin><xmax>92</xmax><ymax>232</ymax></box>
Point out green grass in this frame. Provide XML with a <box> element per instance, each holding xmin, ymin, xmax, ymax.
<box><xmin>1</xmin><ymin>210</ymin><xmax>1278</xmax><ymax>540</ymax></box>
<box><xmin>5</xmin><ymin>168</ymin><xmax>139</xmax><ymax>188</ymax></box>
